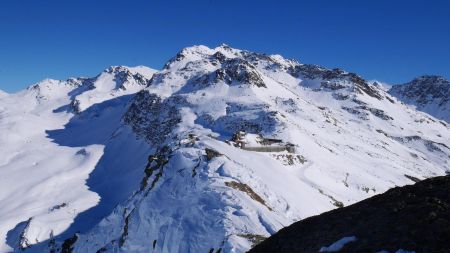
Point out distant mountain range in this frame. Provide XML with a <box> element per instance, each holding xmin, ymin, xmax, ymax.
<box><xmin>0</xmin><ymin>45</ymin><xmax>448</xmax><ymax>253</ymax></box>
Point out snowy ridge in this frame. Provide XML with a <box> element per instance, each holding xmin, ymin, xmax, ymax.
<box><xmin>0</xmin><ymin>45</ymin><xmax>449</xmax><ymax>253</ymax></box>
<box><xmin>68</xmin><ymin>66</ymin><xmax>156</xmax><ymax>112</ymax></box>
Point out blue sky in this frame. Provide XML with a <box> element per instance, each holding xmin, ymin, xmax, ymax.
<box><xmin>0</xmin><ymin>0</ymin><xmax>449</xmax><ymax>92</ymax></box>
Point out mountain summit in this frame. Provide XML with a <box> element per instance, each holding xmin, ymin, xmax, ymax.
<box><xmin>0</xmin><ymin>45</ymin><xmax>449</xmax><ymax>253</ymax></box>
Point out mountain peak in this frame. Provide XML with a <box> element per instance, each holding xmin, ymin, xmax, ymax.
<box><xmin>157</xmin><ymin>44</ymin><xmax>387</xmax><ymax>101</ymax></box>
<box><xmin>102</xmin><ymin>65</ymin><xmax>157</xmax><ymax>79</ymax></box>
<box><xmin>178</xmin><ymin>45</ymin><xmax>216</xmax><ymax>58</ymax></box>
<box><xmin>27</xmin><ymin>78</ymin><xmax>62</xmax><ymax>89</ymax></box>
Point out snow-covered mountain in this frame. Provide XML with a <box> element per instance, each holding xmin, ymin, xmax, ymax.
<box><xmin>0</xmin><ymin>45</ymin><xmax>449</xmax><ymax>253</ymax></box>
<box><xmin>389</xmin><ymin>75</ymin><xmax>450</xmax><ymax>123</ymax></box>
<box><xmin>0</xmin><ymin>66</ymin><xmax>156</xmax><ymax>253</ymax></box>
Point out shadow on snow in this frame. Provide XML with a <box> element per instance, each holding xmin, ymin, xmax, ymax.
<box><xmin>6</xmin><ymin>94</ymin><xmax>151</xmax><ymax>251</ymax></box>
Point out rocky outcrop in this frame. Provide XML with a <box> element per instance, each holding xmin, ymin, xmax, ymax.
<box><xmin>250</xmin><ymin>175</ymin><xmax>450</xmax><ymax>253</ymax></box>
<box><xmin>389</xmin><ymin>75</ymin><xmax>450</xmax><ymax>122</ymax></box>
<box><xmin>104</xmin><ymin>66</ymin><xmax>150</xmax><ymax>90</ymax></box>
<box><xmin>289</xmin><ymin>65</ymin><xmax>384</xmax><ymax>99</ymax></box>
<box><xmin>220</xmin><ymin>58</ymin><xmax>266</xmax><ymax>88</ymax></box>
<box><xmin>390</xmin><ymin>76</ymin><xmax>449</xmax><ymax>106</ymax></box>
<box><xmin>123</xmin><ymin>90</ymin><xmax>182</xmax><ymax>145</ymax></box>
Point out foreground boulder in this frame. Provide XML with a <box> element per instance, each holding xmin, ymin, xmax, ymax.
<box><xmin>250</xmin><ymin>175</ymin><xmax>450</xmax><ymax>253</ymax></box>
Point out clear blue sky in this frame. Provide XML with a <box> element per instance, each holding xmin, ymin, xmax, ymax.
<box><xmin>1</xmin><ymin>0</ymin><xmax>449</xmax><ymax>92</ymax></box>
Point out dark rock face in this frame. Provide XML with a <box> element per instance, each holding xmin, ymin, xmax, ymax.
<box><xmin>225</xmin><ymin>181</ymin><xmax>272</xmax><ymax>211</ymax></box>
<box><xmin>288</xmin><ymin>65</ymin><xmax>384</xmax><ymax>99</ymax></box>
<box><xmin>205</xmin><ymin>148</ymin><xmax>223</xmax><ymax>161</ymax></box>
<box><xmin>220</xmin><ymin>58</ymin><xmax>267</xmax><ymax>88</ymax></box>
<box><xmin>105</xmin><ymin>66</ymin><xmax>150</xmax><ymax>89</ymax></box>
<box><xmin>321</xmin><ymin>81</ymin><xmax>347</xmax><ymax>91</ymax></box>
<box><xmin>212</xmin><ymin>51</ymin><xmax>227</xmax><ymax>63</ymax></box>
<box><xmin>341</xmin><ymin>105</ymin><xmax>393</xmax><ymax>120</ymax></box>
<box><xmin>123</xmin><ymin>90</ymin><xmax>182</xmax><ymax>145</ymax></box>
<box><xmin>358</xmin><ymin>105</ymin><xmax>393</xmax><ymax>120</ymax></box>
<box><xmin>163</xmin><ymin>51</ymin><xmax>186</xmax><ymax>70</ymax></box>
<box><xmin>389</xmin><ymin>75</ymin><xmax>450</xmax><ymax>107</ymax></box>
<box><xmin>341</xmin><ymin>106</ymin><xmax>370</xmax><ymax>120</ymax></box>
<box><xmin>250</xmin><ymin>175</ymin><xmax>450</xmax><ymax>253</ymax></box>
<box><xmin>61</xmin><ymin>234</ymin><xmax>78</xmax><ymax>253</ymax></box>
<box><xmin>389</xmin><ymin>75</ymin><xmax>450</xmax><ymax>123</ymax></box>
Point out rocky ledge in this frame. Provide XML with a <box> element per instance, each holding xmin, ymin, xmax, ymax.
<box><xmin>250</xmin><ymin>175</ymin><xmax>450</xmax><ymax>253</ymax></box>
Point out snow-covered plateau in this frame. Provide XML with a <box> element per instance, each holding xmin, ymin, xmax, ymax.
<box><xmin>0</xmin><ymin>45</ymin><xmax>449</xmax><ymax>253</ymax></box>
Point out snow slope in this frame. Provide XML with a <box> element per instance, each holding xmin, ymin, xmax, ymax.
<box><xmin>0</xmin><ymin>67</ymin><xmax>156</xmax><ymax>252</ymax></box>
<box><xmin>0</xmin><ymin>45</ymin><xmax>449</xmax><ymax>253</ymax></box>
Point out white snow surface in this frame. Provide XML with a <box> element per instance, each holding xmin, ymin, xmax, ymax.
<box><xmin>0</xmin><ymin>66</ymin><xmax>155</xmax><ymax>252</ymax></box>
<box><xmin>319</xmin><ymin>236</ymin><xmax>357</xmax><ymax>252</ymax></box>
<box><xmin>0</xmin><ymin>90</ymin><xmax>7</xmax><ymax>97</ymax></box>
<box><xmin>0</xmin><ymin>45</ymin><xmax>449</xmax><ymax>253</ymax></box>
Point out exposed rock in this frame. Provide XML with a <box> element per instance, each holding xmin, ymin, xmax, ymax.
<box><xmin>404</xmin><ymin>174</ymin><xmax>421</xmax><ymax>183</ymax></box>
<box><xmin>342</xmin><ymin>106</ymin><xmax>393</xmax><ymax>120</ymax></box>
<box><xmin>333</xmin><ymin>93</ymin><xmax>350</xmax><ymax>100</ymax></box>
<box><xmin>389</xmin><ymin>75</ymin><xmax>450</xmax><ymax>122</ymax></box>
<box><xmin>18</xmin><ymin>218</ymin><xmax>32</xmax><ymax>250</ymax></box>
<box><xmin>237</xmin><ymin>234</ymin><xmax>267</xmax><ymax>247</ymax></box>
<box><xmin>140</xmin><ymin>148</ymin><xmax>170</xmax><ymax>191</ymax></box>
<box><xmin>250</xmin><ymin>175</ymin><xmax>450</xmax><ymax>253</ymax></box>
<box><xmin>390</xmin><ymin>76</ymin><xmax>449</xmax><ymax>106</ymax></box>
<box><xmin>321</xmin><ymin>81</ymin><xmax>347</xmax><ymax>90</ymax></box>
<box><xmin>61</xmin><ymin>234</ymin><xmax>78</xmax><ymax>253</ymax></box>
<box><xmin>357</xmin><ymin>105</ymin><xmax>393</xmax><ymax>120</ymax></box>
<box><xmin>123</xmin><ymin>90</ymin><xmax>182</xmax><ymax>144</ymax></box>
<box><xmin>104</xmin><ymin>66</ymin><xmax>150</xmax><ymax>89</ymax></box>
<box><xmin>205</xmin><ymin>148</ymin><xmax>223</xmax><ymax>161</ymax></box>
<box><xmin>272</xmin><ymin>154</ymin><xmax>307</xmax><ymax>165</ymax></box>
<box><xmin>221</xmin><ymin>58</ymin><xmax>266</xmax><ymax>88</ymax></box>
<box><xmin>225</xmin><ymin>181</ymin><xmax>272</xmax><ymax>211</ymax></box>
<box><xmin>289</xmin><ymin>65</ymin><xmax>383</xmax><ymax>99</ymax></box>
<box><xmin>341</xmin><ymin>106</ymin><xmax>369</xmax><ymax>120</ymax></box>
<box><xmin>49</xmin><ymin>202</ymin><xmax>68</xmax><ymax>212</ymax></box>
